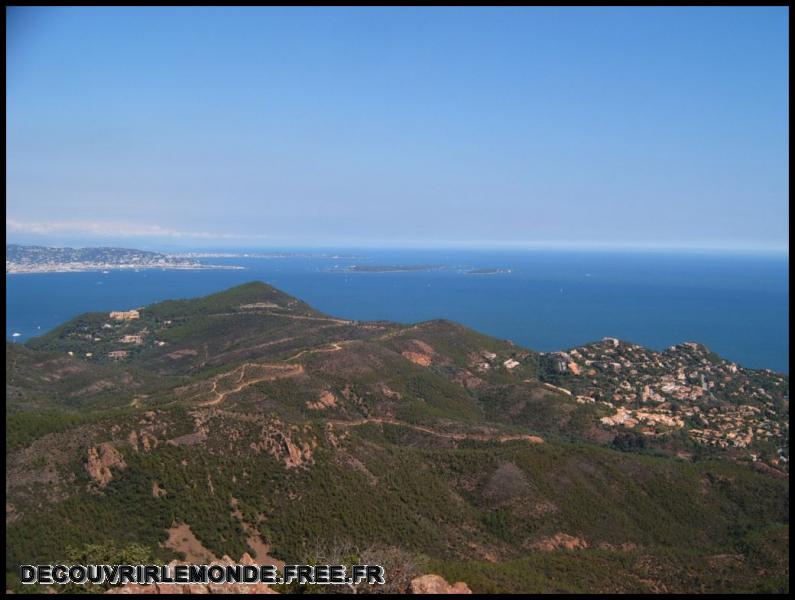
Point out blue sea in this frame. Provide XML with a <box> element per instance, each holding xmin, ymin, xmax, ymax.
<box><xmin>5</xmin><ymin>249</ymin><xmax>789</xmax><ymax>373</ymax></box>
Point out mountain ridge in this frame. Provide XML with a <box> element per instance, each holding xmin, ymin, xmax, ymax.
<box><xmin>6</xmin><ymin>281</ymin><xmax>789</xmax><ymax>593</ymax></box>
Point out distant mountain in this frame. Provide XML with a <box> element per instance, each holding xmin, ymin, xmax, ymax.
<box><xmin>5</xmin><ymin>282</ymin><xmax>789</xmax><ymax>593</ymax></box>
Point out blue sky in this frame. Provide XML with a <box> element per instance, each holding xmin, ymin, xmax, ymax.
<box><xmin>6</xmin><ymin>7</ymin><xmax>789</xmax><ymax>251</ymax></box>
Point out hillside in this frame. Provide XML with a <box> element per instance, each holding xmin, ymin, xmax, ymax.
<box><xmin>5</xmin><ymin>282</ymin><xmax>789</xmax><ymax>593</ymax></box>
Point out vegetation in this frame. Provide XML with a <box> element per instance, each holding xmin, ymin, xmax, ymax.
<box><xmin>5</xmin><ymin>282</ymin><xmax>789</xmax><ymax>594</ymax></box>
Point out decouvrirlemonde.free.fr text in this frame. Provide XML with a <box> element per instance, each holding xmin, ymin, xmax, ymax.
<box><xmin>21</xmin><ymin>563</ymin><xmax>386</xmax><ymax>586</ymax></box>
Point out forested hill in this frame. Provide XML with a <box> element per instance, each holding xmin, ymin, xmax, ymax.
<box><xmin>6</xmin><ymin>281</ymin><xmax>789</xmax><ymax>593</ymax></box>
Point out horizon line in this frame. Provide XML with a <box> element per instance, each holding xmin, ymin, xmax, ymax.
<box><xmin>5</xmin><ymin>238</ymin><xmax>789</xmax><ymax>255</ymax></box>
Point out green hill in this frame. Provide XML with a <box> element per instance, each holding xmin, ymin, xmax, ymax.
<box><xmin>6</xmin><ymin>282</ymin><xmax>789</xmax><ymax>593</ymax></box>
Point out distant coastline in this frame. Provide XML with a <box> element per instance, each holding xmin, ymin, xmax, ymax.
<box><xmin>6</xmin><ymin>263</ymin><xmax>245</xmax><ymax>275</ymax></box>
<box><xmin>5</xmin><ymin>244</ymin><xmax>244</xmax><ymax>274</ymax></box>
<box><xmin>172</xmin><ymin>252</ymin><xmax>364</xmax><ymax>259</ymax></box>
<box><xmin>5</xmin><ymin>247</ymin><xmax>788</xmax><ymax>373</ymax></box>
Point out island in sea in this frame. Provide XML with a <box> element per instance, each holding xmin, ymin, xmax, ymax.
<box><xmin>338</xmin><ymin>264</ymin><xmax>446</xmax><ymax>272</ymax></box>
<box><xmin>5</xmin><ymin>244</ymin><xmax>244</xmax><ymax>274</ymax></box>
<box><xmin>333</xmin><ymin>265</ymin><xmax>511</xmax><ymax>274</ymax></box>
<box><xmin>466</xmin><ymin>267</ymin><xmax>512</xmax><ymax>275</ymax></box>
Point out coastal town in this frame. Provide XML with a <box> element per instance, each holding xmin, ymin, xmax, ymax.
<box><xmin>539</xmin><ymin>337</ymin><xmax>789</xmax><ymax>468</ymax></box>
<box><xmin>6</xmin><ymin>244</ymin><xmax>243</xmax><ymax>274</ymax></box>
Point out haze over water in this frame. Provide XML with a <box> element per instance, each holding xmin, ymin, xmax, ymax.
<box><xmin>6</xmin><ymin>248</ymin><xmax>789</xmax><ymax>373</ymax></box>
<box><xmin>7</xmin><ymin>9</ymin><xmax>788</xmax><ymax>372</ymax></box>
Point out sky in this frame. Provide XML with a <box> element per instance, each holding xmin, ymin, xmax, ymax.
<box><xmin>6</xmin><ymin>7</ymin><xmax>789</xmax><ymax>251</ymax></box>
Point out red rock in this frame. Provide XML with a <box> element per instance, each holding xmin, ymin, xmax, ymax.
<box><xmin>409</xmin><ymin>574</ymin><xmax>472</xmax><ymax>594</ymax></box>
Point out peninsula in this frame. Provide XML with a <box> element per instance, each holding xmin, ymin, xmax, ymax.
<box><xmin>5</xmin><ymin>244</ymin><xmax>244</xmax><ymax>274</ymax></box>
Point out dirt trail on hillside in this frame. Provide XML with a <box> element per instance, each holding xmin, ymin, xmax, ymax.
<box><xmin>376</xmin><ymin>325</ymin><xmax>422</xmax><ymax>341</ymax></box>
<box><xmin>179</xmin><ymin>337</ymin><xmax>349</xmax><ymax>407</ymax></box>
<box><xmin>208</xmin><ymin>336</ymin><xmax>301</xmax><ymax>362</ymax></box>
<box><xmin>199</xmin><ymin>363</ymin><xmax>304</xmax><ymax>406</ymax></box>
<box><xmin>283</xmin><ymin>341</ymin><xmax>349</xmax><ymax>362</ymax></box>
<box><xmin>326</xmin><ymin>418</ymin><xmax>543</xmax><ymax>444</ymax></box>
<box><xmin>179</xmin><ymin>310</ymin><xmax>354</xmax><ymax>325</ymax></box>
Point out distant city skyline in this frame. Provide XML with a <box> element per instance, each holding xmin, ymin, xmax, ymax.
<box><xmin>7</xmin><ymin>7</ymin><xmax>789</xmax><ymax>252</ymax></box>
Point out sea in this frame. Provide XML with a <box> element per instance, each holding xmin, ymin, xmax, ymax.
<box><xmin>5</xmin><ymin>248</ymin><xmax>789</xmax><ymax>374</ymax></box>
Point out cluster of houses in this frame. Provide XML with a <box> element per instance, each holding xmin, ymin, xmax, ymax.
<box><xmin>56</xmin><ymin>308</ymin><xmax>173</xmax><ymax>361</ymax></box>
<box><xmin>473</xmin><ymin>350</ymin><xmax>527</xmax><ymax>373</ymax></box>
<box><xmin>548</xmin><ymin>337</ymin><xmax>788</xmax><ymax>462</ymax></box>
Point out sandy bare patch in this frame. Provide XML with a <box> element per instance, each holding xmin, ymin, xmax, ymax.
<box><xmin>166</xmin><ymin>431</ymin><xmax>207</xmax><ymax>446</ymax></box>
<box><xmin>306</xmin><ymin>390</ymin><xmax>337</xmax><ymax>410</ymax></box>
<box><xmin>152</xmin><ymin>481</ymin><xmax>166</xmax><ymax>498</ymax></box>
<box><xmin>409</xmin><ymin>575</ymin><xmax>472</xmax><ymax>594</ymax></box>
<box><xmin>466</xmin><ymin>541</ymin><xmax>500</xmax><ymax>563</ymax></box>
<box><xmin>163</xmin><ymin>523</ymin><xmax>217</xmax><ymax>563</ymax></box>
<box><xmin>400</xmin><ymin>339</ymin><xmax>436</xmax><ymax>366</ymax></box>
<box><xmin>707</xmin><ymin>553</ymin><xmax>745</xmax><ymax>569</ymax></box>
<box><xmin>345</xmin><ymin>455</ymin><xmax>378</xmax><ymax>486</ymax></box>
<box><xmin>402</xmin><ymin>351</ymin><xmax>432</xmax><ymax>366</ymax></box>
<box><xmin>166</xmin><ymin>348</ymin><xmax>199</xmax><ymax>360</ymax></box>
<box><xmin>229</xmin><ymin>498</ymin><xmax>284</xmax><ymax>568</ymax></box>
<box><xmin>70</xmin><ymin>379</ymin><xmax>116</xmax><ymax>397</ymax></box>
<box><xmin>411</xmin><ymin>340</ymin><xmax>435</xmax><ymax>354</ymax></box>
<box><xmin>380</xmin><ymin>385</ymin><xmax>402</xmax><ymax>400</ymax></box>
<box><xmin>239</xmin><ymin>302</ymin><xmax>280</xmax><ymax>309</ymax></box>
<box><xmin>530</xmin><ymin>533</ymin><xmax>588</xmax><ymax>551</ymax></box>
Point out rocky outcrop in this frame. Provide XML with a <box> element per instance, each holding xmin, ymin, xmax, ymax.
<box><xmin>409</xmin><ymin>574</ymin><xmax>472</xmax><ymax>594</ymax></box>
<box><xmin>402</xmin><ymin>340</ymin><xmax>435</xmax><ymax>366</ymax></box>
<box><xmin>597</xmin><ymin>541</ymin><xmax>639</xmax><ymax>551</ymax></box>
<box><xmin>452</xmin><ymin>370</ymin><xmax>487</xmax><ymax>390</ymax></box>
<box><xmin>86</xmin><ymin>442</ymin><xmax>126</xmax><ymax>487</ymax></box>
<box><xmin>250</xmin><ymin>421</ymin><xmax>316</xmax><ymax>469</ymax></box>
<box><xmin>128</xmin><ymin>429</ymin><xmax>159</xmax><ymax>452</ymax></box>
<box><xmin>380</xmin><ymin>384</ymin><xmax>402</xmax><ymax>400</ymax></box>
<box><xmin>402</xmin><ymin>351</ymin><xmax>432</xmax><ymax>366</ymax></box>
<box><xmin>306</xmin><ymin>390</ymin><xmax>337</xmax><ymax>410</ymax></box>
<box><xmin>531</xmin><ymin>532</ymin><xmax>588</xmax><ymax>551</ymax></box>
